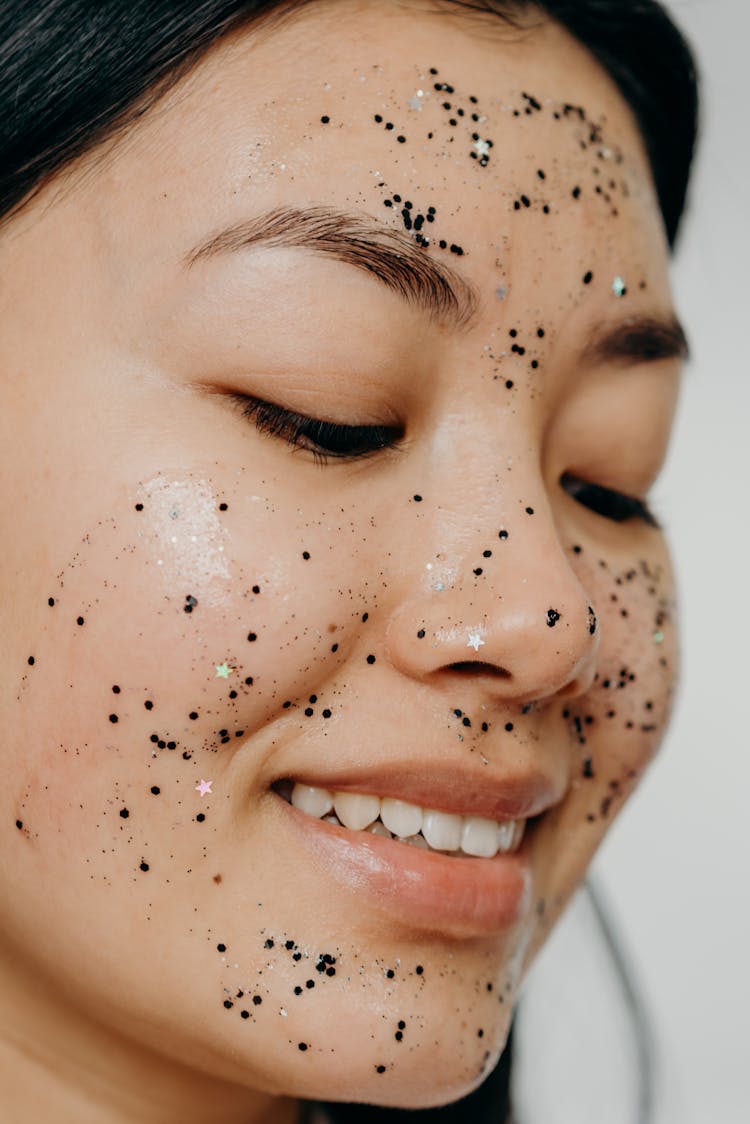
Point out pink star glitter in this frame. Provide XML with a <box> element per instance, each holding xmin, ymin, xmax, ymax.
<box><xmin>195</xmin><ymin>778</ymin><xmax>213</xmax><ymax>796</ymax></box>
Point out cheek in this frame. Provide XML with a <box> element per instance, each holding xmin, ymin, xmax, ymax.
<box><xmin>584</xmin><ymin>549</ymin><xmax>678</xmax><ymax>780</ymax></box>
<box><xmin>528</xmin><ymin>540</ymin><xmax>678</xmax><ymax>946</ymax></box>
<box><xmin>8</xmin><ymin>470</ymin><xmax>375</xmax><ymax>844</ymax></box>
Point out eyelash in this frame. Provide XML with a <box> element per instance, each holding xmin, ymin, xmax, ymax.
<box><xmin>560</xmin><ymin>472</ymin><xmax>659</xmax><ymax>528</ymax></box>
<box><xmin>231</xmin><ymin>396</ymin><xmax>658</xmax><ymax>527</ymax></box>
<box><xmin>232</xmin><ymin>395</ymin><xmax>403</xmax><ymax>463</ymax></box>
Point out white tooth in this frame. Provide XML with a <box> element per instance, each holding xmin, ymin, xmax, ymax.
<box><xmin>322</xmin><ymin>813</ymin><xmax>341</xmax><ymax>826</ymax></box>
<box><xmin>422</xmin><ymin>809</ymin><xmax>463</xmax><ymax>851</ymax></box>
<box><xmin>366</xmin><ymin>820</ymin><xmax>393</xmax><ymax>838</ymax></box>
<box><xmin>510</xmin><ymin>819</ymin><xmax>526</xmax><ymax>851</ymax></box>
<box><xmin>333</xmin><ymin>791</ymin><xmax>381</xmax><ymax>830</ymax></box>
<box><xmin>495</xmin><ymin>820</ymin><xmax>516</xmax><ymax>852</ymax></box>
<box><xmin>400</xmin><ymin>833</ymin><xmax>430</xmax><ymax>850</ymax></box>
<box><xmin>380</xmin><ymin>798</ymin><xmax>423</xmax><ymax>838</ymax></box>
<box><xmin>291</xmin><ymin>783</ymin><xmax>333</xmax><ymax>818</ymax></box>
<box><xmin>461</xmin><ymin>815</ymin><xmax>501</xmax><ymax>858</ymax></box>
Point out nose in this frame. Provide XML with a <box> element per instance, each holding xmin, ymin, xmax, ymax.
<box><xmin>384</xmin><ymin>517</ymin><xmax>600</xmax><ymax>709</ymax></box>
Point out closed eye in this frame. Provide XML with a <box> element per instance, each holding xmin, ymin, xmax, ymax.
<box><xmin>229</xmin><ymin>395</ymin><xmax>403</xmax><ymax>463</ymax></box>
<box><xmin>561</xmin><ymin>472</ymin><xmax>660</xmax><ymax>528</ymax></box>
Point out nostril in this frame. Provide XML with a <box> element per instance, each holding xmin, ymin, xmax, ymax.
<box><xmin>446</xmin><ymin>661</ymin><xmax>511</xmax><ymax>678</ymax></box>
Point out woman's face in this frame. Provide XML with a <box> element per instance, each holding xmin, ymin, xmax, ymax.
<box><xmin>0</xmin><ymin>0</ymin><xmax>684</xmax><ymax>1118</ymax></box>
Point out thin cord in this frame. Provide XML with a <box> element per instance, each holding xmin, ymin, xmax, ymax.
<box><xmin>583</xmin><ymin>875</ymin><xmax>657</xmax><ymax>1124</ymax></box>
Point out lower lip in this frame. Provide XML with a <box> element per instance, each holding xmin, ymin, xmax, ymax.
<box><xmin>273</xmin><ymin>794</ymin><xmax>534</xmax><ymax>938</ymax></box>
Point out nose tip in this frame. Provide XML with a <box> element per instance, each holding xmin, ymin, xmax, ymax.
<box><xmin>385</xmin><ymin>560</ymin><xmax>600</xmax><ymax>709</ymax></box>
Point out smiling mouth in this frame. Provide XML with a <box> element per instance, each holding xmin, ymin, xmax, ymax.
<box><xmin>273</xmin><ymin>778</ymin><xmax>528</xmax><ymax>859</ymax></box>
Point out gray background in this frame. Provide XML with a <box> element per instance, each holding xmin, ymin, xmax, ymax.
<box><xmin>594</xmin><ymin>0</ymin><xmax>749</xmax><ymax>1120</ymax></box>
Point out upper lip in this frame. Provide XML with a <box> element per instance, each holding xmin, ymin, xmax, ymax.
<box><xmin>275</xmin><ymin>762</ymin><xmax>565</xmax><ymax>822</ymax></box>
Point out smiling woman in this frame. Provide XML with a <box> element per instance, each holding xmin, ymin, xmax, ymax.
<box><xmin>0</xmin><ymin>2</ymin><xmax>699</xmax><ymax>1123</ymax></box>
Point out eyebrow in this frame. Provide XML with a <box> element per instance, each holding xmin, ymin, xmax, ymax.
<box><xmin>184</xmin><ymin>202</ymin><xmax>689</xmax><ymax>365</ymax></box>
<box><xmin>184</xmin><ymin>203</ymin><xmax>479</xmax><ymax>330</ymax></box>
<box><xmin>582</xmin><ymin>314</ymin><xmax>690</xmax><ymax>366</ymax></box>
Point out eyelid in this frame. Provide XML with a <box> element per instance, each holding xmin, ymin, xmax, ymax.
<box><xmin>560</xmin><ymin>472</ymin><xmax>661</xmax><ymax>528</ymax></box>
<box><xmin>227</xmin><ymin>392</ymin><xmax>404</xmax><ymax>462</ymax></box>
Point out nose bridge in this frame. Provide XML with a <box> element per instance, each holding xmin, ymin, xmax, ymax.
<box><xmin>384</xmin><ymin>485</ymin><xmax>600</xmax><ymax>707</ymax></box>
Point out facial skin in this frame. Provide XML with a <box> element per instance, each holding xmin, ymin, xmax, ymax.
<box><xmin>0</xmin><ymin>1</ymin><xmax>684</xmax><ymax>1121</ymax></box>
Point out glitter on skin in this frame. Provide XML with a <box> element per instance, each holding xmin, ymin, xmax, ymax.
<box><xmin>214</xmin><ymin>662</ymin><xmax>233</xmax><ymax>678</ymax></box>
<box><xmin>0</xmin><ymin>2</ymin><xmax>685</xmax><ymax>1120</ymax></box>
<box><xmin>195</xmin><ymin>779</ymin><xmax>213</xmax><ymax>796</ymax></box>
<box><xmin>466</xmin><ymin>631</ymin><xmax>485</xmax><ymax>652</ymax></box>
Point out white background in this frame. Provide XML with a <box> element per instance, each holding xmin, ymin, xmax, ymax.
<box><xmin>594</xmin><ymin>1</ymin><xmax>749</xmax><ymax>1120</ymax></box>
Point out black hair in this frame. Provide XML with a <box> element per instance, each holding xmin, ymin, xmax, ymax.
<box><xmin>0</xmin><ymin>3</ymin><xmax>699</xmax><ymax>1122</ymax></box>
<box><xmin>0</xmin><ymin>0</ymin><xmax>698</xmax><ymax>244</ymax></box>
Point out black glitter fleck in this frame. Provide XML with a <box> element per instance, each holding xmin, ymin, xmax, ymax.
<box><xmin>366</xmin><ymin>654</ymin><xmax>376</xmax><ymax>664</ymax></box>
<box><xmin>150</xmin><ymin>786</ymin><xmax>160</xmax><ymax>795</ymax></box>
<box><xmin>119</xmin><ymin>807</ymin><xmax>129</xmax><ymax>818</ymax></box>
<box><xmin>547</xmin><ymin>609</ymin><xmax>561</xmax><ymax>628</ymax></box>
<box><xmin>109</xmin><ymin>714</ymin><xmax>119</xmax><ymax>723</ymax></box>
<box><xmin>583</xmin><ymin>271</ymin><xmax>593</xmax><ymax>284</ymax></box>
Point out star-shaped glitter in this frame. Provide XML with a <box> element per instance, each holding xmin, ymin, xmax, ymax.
<box><xmin>473</xmin><ymin>138</ymin><xmax>491</xmax><ymax>158</ymax></box>
<box><xmin>195</xmin><ymin>778</ymin><xmax>212</xmax><ymax>796</ymax></box>
<box><xmin>466</xmin><ymin>631</ymin><xmax>485</xmax><ymax>652</ymax></box>
<box><xmin>214</xmin><ymin>662</ymin><xmax>233</xmax><ymax>678</ymax></box>
<box><xmin>612</xmin><ymin>276</ymin><xmax>627</xmax><ymax>297</ymax></box>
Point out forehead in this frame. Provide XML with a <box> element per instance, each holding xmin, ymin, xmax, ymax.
<box><xmin>76</xmin><ymin>0</ymin><xmax>668</xmax><ymax>314</ymax></box>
